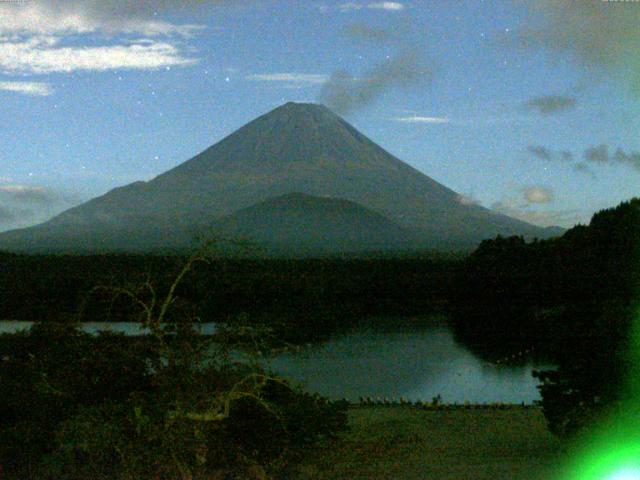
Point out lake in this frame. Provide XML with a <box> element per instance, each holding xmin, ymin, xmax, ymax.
<box><xmin>0</xmin><ymin>320</ymin><xmax>218</xmax><ymax>336</ymax></box>
<box><xmin>0</xmin><ymin>319</ymin><xmax>550</xmax><ymax>404</ymax></box>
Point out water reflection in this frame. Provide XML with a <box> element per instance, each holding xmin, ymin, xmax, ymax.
<box><xmin>0</xmin><ymin>320</ymin><xmax>550</xmax><ymax>403</ymax></box>
<box><xmin>268</xmin><ymin>326</ymin><xmax>551</xmax><ymax>403</ymax></box>
<box><xmin>0</xmin><ymin>321</ymin><xmax>217</xmax><ymax>336</ymax></box>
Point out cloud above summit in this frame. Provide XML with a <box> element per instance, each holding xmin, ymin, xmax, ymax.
<box><xmin>319</xmin><ymin>53</ymin><xmax>431</xmax><ymax>115</ymax></box>
<box><xmin>319</xmin><ymin>13</ymin><xmax>432</xmax><ymax>116</ymax></box>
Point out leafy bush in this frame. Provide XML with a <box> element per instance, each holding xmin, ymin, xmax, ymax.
<box><xmin>533</xmin><ymin>300</ymin><xmax>635</xmax><ymax>437</ymax></box>
<box><xmin>0</xmin><ymin>321</ymin><xmax>153</xmax><ymax>475</ymax></box>
<box><xmin>0</xmin><ymin>252</ymin><xmax>348</xmax><ymax>479</ymax></box>
<box><xmin>43</xmin><ymin>349</ymin><xmax>347</xmax><ymax>479</ymax></box>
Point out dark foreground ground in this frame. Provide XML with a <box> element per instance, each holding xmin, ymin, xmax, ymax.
<box><xmin>294</xmin><ymin>406</ymin><xmax>565</xmax><ymax>480</ymax></box>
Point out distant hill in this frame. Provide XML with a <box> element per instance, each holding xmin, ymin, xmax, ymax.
<box><xmin>208</xmin><ymin>192</ymin><xmax>419</xmax><ymax>255</ymax></box>
<box><xmin>0</xmin><ymin>102</ymin><xmax>563</xmax><ymax>254</ymax></box>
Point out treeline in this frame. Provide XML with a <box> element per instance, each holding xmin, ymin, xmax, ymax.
<box><xmin>0</xmin><ymin>253</ymin><xmax>460</xmax><ymax>342</ymax></box>
<box><xmin>451</xmin><ymin>198</ymin><xmax>639</xmax><ymax>360</ymax></box>
<box><xmin>451</xmin><ymin>198</ymin><xmax>640</xmax><ymax>435</ymax></box>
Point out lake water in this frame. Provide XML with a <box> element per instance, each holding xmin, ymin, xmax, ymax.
<box><xmin>267</xmin><ymin>326</ymin><xmax>550</xmax><ymax>404</ymax></box>
<box><xmin>0</xmin><ymin>320</ymin><xmax>550</xmax><ymax>404</ymax></box>
<box><xmin>0</xmin><ymin>320</ymin><xmax>218</xmax><ymax>336</ymax></box>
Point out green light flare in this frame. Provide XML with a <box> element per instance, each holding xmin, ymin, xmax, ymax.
<box><xmin>564</xmin><ymin>435</ymin><xmax>640</xmax><ymax>480</ymax></box>
<box><xmin>557</xmin><ymin>202</ymin><xmax>640</xmax><ymax>479</ymax></box>
<box><xmin>562</xmin><ymin>308</ymin><xmax>640</xmax><ymax>480</ymax></box>
<box><xmin>606</xmin><ymin>467</ymin><xmax>640</xmax><ymax>480</ymax></box>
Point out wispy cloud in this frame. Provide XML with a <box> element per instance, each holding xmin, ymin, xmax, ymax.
<box><xmin>0</xmin><ymin>183</ymin><xmax>79</xmax><ymax>231</ymax></box>
<box><xmin>369</xmin><ymin>2</ymin><xmax>405</xmax><ymax>11</ymax></box>
<box><xmin>0</xmin><ymin>80</ymin><xmax>51</xmax><ymax>96</ymax></box>
<box><xmin>0</xmin><ymin>184</ymin><xmax>46</xmax><ymax>193</ymax></box>
<box><xmin>523</xmin><ymin>95</ymin><xmax>576</xmax><ymax>115</ymax></box>
<box><xmin>246</xmin><ymin>73</ymin><xmax>329</xmax><ymax>85</ymax></box>
<box><xmin>490</xmin><ymin>186</ymin><xmax>582</xmax><ymax>228</ymax></box>
<box><xmin>0</xmin><ymin>1</ymin><xmax>212</xmax><ymax>79</ymax></box>
<box><xmin>455</xmin><ymin>194</ymin><xmax>481</xmax><ymax>207</ymax></box>
<box><xmin>524</xmin><ymin>186</ymin><xmax>554</xmax><ymax>204</ymax></box>
<box><xmin>394</xmin><ymin>112</ymin><xmax>542</xmax><ymax>128</ymax></box>
<box><xmin>393</xmin><ymin>115</ymin><xmax>449</xmax><ymax>124</ymax></box>
<box><xmin>345</xmin><ymin>24</ymin><xmax>394</xmax><ymax>42</ymax></box>
<box><xmin>339</xmin><ymin>3</ymin><xmax>363</xmax><ymax>12</ymax></box>
<box><xmin>339</xmin><ymin>2</ymin><xmax>405</xmax><ymax>12</ymax></box>
<box><xmin>0</xmin><ymin>37</ymin><xmax>195</xmax><ymax>74</ymax></box>
<box><xmin>492</xmin><ymin>199</ymin><xmax>578</xmax><ymax>228</ymax></box>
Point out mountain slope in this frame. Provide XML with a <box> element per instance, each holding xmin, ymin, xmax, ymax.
<box><xmin>0</xmin><ymin>102</ymin><xmax>562</xmax><ymax>253</ymax></box>
<box><xmin>209</xmin><ymin>192</ymin><xmax>419</xmax><ymax>254</ymax></box>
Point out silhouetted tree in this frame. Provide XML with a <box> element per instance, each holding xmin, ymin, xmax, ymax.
<box><xmin>451</xmin><ymin>198</ymin><xmax>640</xmax><ymax>435</ymax></box>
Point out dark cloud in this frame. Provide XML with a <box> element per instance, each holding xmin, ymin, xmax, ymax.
<box><xmin>580</xmin><ymin>144</ymin><xmax>640</xmax><ymax>171</ymax></box>
<box><xmin>345</xmin><ymin>24</ymin><xmax>394</xmax><ymax>42</ymax></box>
<box><xmin>525</xmin><ymin>143</ymin><xmax>640</xmax><ymax>176</ymax></box>
<box><xmin>574</xmin><ymin>162</ymin><xmax>595</xmax><ymax>177</ymax></box>
<box><xmin>527</xmin><ymin>145</ymin><xmax>552</xmax><ymax>161</ymax></box>
<box><xmin>613</xmin><ymin>148</ymin><xmax>640</xmax><ymax>171</ymax></box>
<box><xmin>523</xmin><ymin>95</ymin><xmax>576</xmax><ymax>115</ymax></box>
<box><xmin>512</xmin><ymin>1</ymin><xmax>640</xmax><ymax>94</ymax></box>
<box><xmin>31</xmin><ymin>0</ymin><xmax>236</xmax><ymax>19</ymax></box>
<box><xmin>318</xmin><ymin>52</ymin><xmax>432</xmax><ymax>115</ymax></box>
<box><xmin>561</xmin><ymin>151</ymin><xmax>574</xmax><ymax>162</ymax></box>
<box><xmin>319</xmin><ymin>17</ymin><xmax>432</xmax><ymax>115</ymax></box>
<box><xmin>527</xmin><ymin>146</ymin><xmax>574</xmax><ymax>162</ymax></box>
<box><xmin>584</xmin><ymin>144</ymin><xmax>609</xmax><ymax>163</ymax></box>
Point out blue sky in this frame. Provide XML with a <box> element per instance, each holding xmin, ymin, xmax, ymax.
<box><xmin>0</xmin><ymin>0</ymin><xmax>639</xmax><ymax>231</ymax></box>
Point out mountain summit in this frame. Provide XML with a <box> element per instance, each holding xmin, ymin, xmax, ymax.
<box><xmin>0</xmin><ymin>102</ymin><xmax>562</xmax><ymax>253</ymax></box>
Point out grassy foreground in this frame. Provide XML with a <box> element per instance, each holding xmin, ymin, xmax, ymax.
<box><xmin>294</xmin><ymin>406</ymin><xmax>566</xmax><ymax>480</ymax></box>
